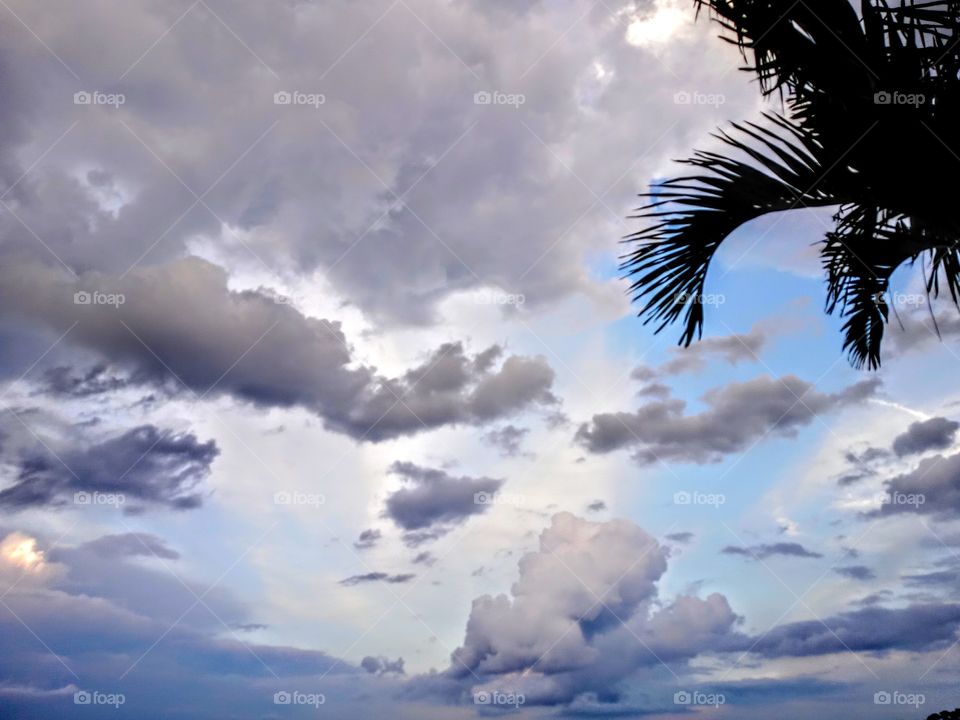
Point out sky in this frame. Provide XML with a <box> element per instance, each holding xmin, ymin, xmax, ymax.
<box><xmin>1</xmin><ymin>0</ymin><xmax>959</xmax><ymax>718</ymax></box>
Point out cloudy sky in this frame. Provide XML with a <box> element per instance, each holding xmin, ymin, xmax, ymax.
<box><xmin>1</xmin><ymin>0</ymin><xmax>959</xmax><ymax>718</ymax></box>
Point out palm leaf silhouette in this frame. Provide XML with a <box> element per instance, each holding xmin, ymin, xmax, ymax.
<box><xmin>625</xmin><ymin>0</ymin><xmax>960</xmax><ymax>368</ymax></box>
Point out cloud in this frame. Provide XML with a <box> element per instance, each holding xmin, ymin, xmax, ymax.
<box><xmin>383</xmin><ymin>462</ymin><xmax>503</xmax><ymax>540</ymax></box>
<box><xmin>340</xmin><ymin>572</ymin><xmax>416</xmax><ymax>586</ymax></box>
<box><xmin>577</xmin><ymin>375</ymin><xmax>879</xmax><ymax>463</ymax></box>
<box><xmin>441</xmin><ymin>513</ymin><xmax>743</xmax><ymax>706</ymax></box>
<box><xmin>354</xmin><ymin>529</ymin><xmax>382</xmax><ymax>550</ymax></box>
<box><xmin>722</xmin><ymin>543</ymin><xmax>823</xmax><ymax>560</ymax></box>
<box><xmin>0</xmin><ymin>260</ymin><xmax>558</xmax><ymax>442</ymax></box>
<box><xmin>361</xmin><ymin>656</ymin><xmax>406</xmax><ymax>675</ymax></box>
<box><xmin>750</xmin><ymin>603</ymin><xmax>960</xmax><ymax>657</ymax></box>
<box><xmin>482</xmin><ymin>424</ymin><xmax>530</xmax><ymax>457</ymax></box>
<box><xmin>833</xmin><ymin>565</ymin><xmax>876</xmax><ymax>581</ymax></box>
<box><xmin>666</xmin><ymin>531</ymin><xmax>694</xmax><ymax>544</ymax></box>
<box><xmin>586</xmin><ymin>500</ymin><xmax>607</xmax><ymax>512</ymax></box>
<box><xmin>0</xmin><ymin>529</ymin><xmax>397</xmax><ymax>719</ymax></box>
<box><xmin>874</xmin><ymin>452</ymin><xmax>960</xmax><ymax>518</ymax></box>
<box><xmin>0</xmin><ymin>422</ymin><xmax>218</xmax><ymax>512</ymax></box>
<box><xmin>892</xmin><ymin>417</ymin><xmax>959</xmax><ymax>457</ymax></box>
<box><xmin>79</xmin><ymin>533</ymin><xmax>180</xmax><ymax>560</ymax></box>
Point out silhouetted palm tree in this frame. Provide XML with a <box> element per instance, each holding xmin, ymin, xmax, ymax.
<box><xmin>625</xmin><ymin>0</ymin><xmax>960</xmax><ymax>368</ymax></box>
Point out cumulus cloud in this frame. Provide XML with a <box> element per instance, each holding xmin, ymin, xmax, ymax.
<box><xmin>892</xmin><ymin>417</ymin><xmax>959</xmax><ymax>457</ymax></box>
<box><xmin>443</xmin><ymin>513</ymin><xmax>743</xmax><ymax>706</ymax></box>
<box><xmin>576</xmin><ymin>375</ymin><xmax>879</xmax><ymax>463</ymax></box>
<box><xmin>0</xmin><ymin>260</ymin><xmax>558</xmax><ymax>442</ymax></box>
<box><xmin>874</xmin><ymin>452</ymin><xmax>960</xmax><ymax>518</ymax></box>
<box><xmin>383</xmin><ymin>462</ymin><xmax>503</xmax><ymax>542</ymax></box>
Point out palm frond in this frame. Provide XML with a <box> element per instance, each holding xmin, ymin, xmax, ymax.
<box><xmin>623</xmin><ymin>115</ymin><xmax>835</xmax><ymax>346</ymax></box>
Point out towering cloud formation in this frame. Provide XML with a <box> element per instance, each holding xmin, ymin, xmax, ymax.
<box><xmin>446</xmin><ymin>513</ymin><xmax>742</xmax><ymax>705</ymax></box>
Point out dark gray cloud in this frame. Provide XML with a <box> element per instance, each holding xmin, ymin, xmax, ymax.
<box><xmin>481</xmin><ymin>424</ymin><xmax>530</xmax><ymax>457</ymax></box>
<box><xmin>873</xmin><ymin>452</ymin><xmax>960</xmax><ymax>518</ymax></box>
<box><xmin>340</xmin><ymin>572</ymin><xmax>416</xmax><ymax>586</ymax></box>
<box><xmin>586</xmin><ymin>499</ymin><xmax>607</xmax><ymax>512</ymax></box>
<box><xmin>383</xmin><ymin>461</ymin><xmax>503</xmax><ymax>535</ymax></box>
<box><xmin>833</xmin><ymin>565</ymin><xmax>876</xmax><ymax>581</ymax></box>
<box><xmin>354</xmin><ymin>529</ymin><xmax>382</xmax><ymax>550</ymax></box>
<box><xmin>0</xmin><ymin>260</ymin><xmax>558</xmax><ymax>442</ymax></box>
<box><xmin>750</xmin><ymin>603</ymin><xmax>960</xmax><ymax>657</ymax></box>
<box><xmin>577</xmin><ymin>375</ymin><xmax>879</xmax><ymax>463</ymax></box>
<box><xmin>892</xmin><ymin>417</ymin><xmax>959</xmax><ymax>457</ymax></box>
<box><xmin>666</xmin><ymin>531</ymin><xmax>694</xmax><ymax>544</ymax></box>
<box><xmin>722</xmin><ymin>543</ymin><xmax>823</xmax><ymax>560</ymax></box>
<box><xmin>37</xmin><ymin>364</ymin><xmax>131</xmax><ymax>398</ymax></box>
<box><xmin>0</xmin><ymin>422</ymin><xmax>218</xmax><ymax>512</ymax></box>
